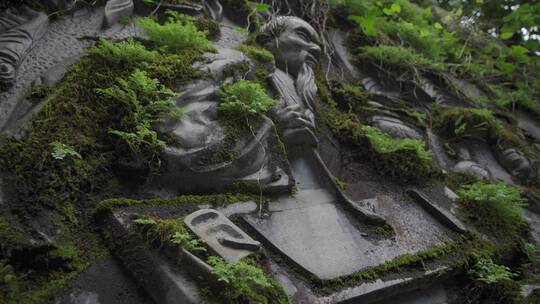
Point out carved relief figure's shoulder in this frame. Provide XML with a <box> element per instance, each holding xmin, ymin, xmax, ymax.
<box><xmin>197</xmin><ymin>48</ymin><xmax>252</xmax><ymax>83</ymax></box>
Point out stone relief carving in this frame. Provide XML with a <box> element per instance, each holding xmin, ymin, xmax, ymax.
<box><xmin>104</xmin><ymin>0</ymin><xmax>134</xmax><ymax>27</ymax></box>
<box><xmin>329</xmin><ymin>28</ymin><xmax>539</xmax><ymax>185</ymax></box>
<box><xmin>155</xmin><ymin>15</ymin><xmax>323</xmax><ymax>192</ymax></box>
<box><xmin>0</xmin><ymin>6</ymin><xmax>48</xmax><ymax>85</ymax></box>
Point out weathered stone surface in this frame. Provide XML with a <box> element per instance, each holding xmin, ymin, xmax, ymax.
<box><xmin>244</xmin><ymin>188</ymin><xmax>373</xmax><ymax>280</ymax></box>
<box><xmin>105</xmin><ymin>211</ymin><xmax>205</xmax><ymax>304</ymax></box>
<box><xmin>184</xmin><ymin>209</ymin><xmax>261</xmax><ymax>262</ymax></box>
<box><xmin>58</xmin><ymin>258</ymin><xmax>153</xmax><ymax>304</ymax></box>
<box><xmin>407</xmin><ymin>188</ymin><xmax>467</xmax><ymax>233</ymax></box>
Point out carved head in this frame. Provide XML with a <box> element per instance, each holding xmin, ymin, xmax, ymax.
<box><xmin>499</xmin><ymin>148</ymin><xmax>537</xmax><ymax>181</ymax></box>
<box><xmin>259</xmin><ymin>16</ymin><xmax>321</xmax><ymax>77</ymax></box>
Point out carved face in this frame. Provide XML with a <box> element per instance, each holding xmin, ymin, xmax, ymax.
<box><xmin>500</xmin><ymin>148</ymin><xmax>536</xmax><ymax>180</ymax></box>
<box><xmin>266</xmin><ymin>17</ymin><xmax>321</xmax><ymax>77</ymax></box>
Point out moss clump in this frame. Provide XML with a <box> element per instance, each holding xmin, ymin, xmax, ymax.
<box><xmin>208</xmin><ymin>256</ymin><xmax>289</xmax><ymax>304</ymax></box>
<box><xmin>363</xmin><ymin>125</ymin><xmax>432</xmax><ymax>159</ymax></box>
<box><xmin>133</xmin><ymin>217</ymin><xmax>206</xmax><ymax>253</ymax></box>
<box><xmin>237</xmin><ymin>44</ymin><xmax>275</xmax><ymax>65</ymax></box>
<box><xmin>358</xmin><ymin>45</ymin><xmax>446</xmax><ymax>72</ymax></box>
<box><xmin>193</xmin><ymin>18</ymin><xmax>221</xmax><ymax>40</ymax></box>
<box><xmin>433</xmin><ymin>108</ymin><xmax>526</xmax><ymax>151</ymax></box>
<box><xmin>137</xmin><ymin>13</ymin><xmax>214</xmax><ymax>53</ymax></box>
<box><xmin>95</xmin><ymin>193</ymin><xmax>258</xmax><ymax>215</ymax></box>
<box><xmin>219</xmin><ymin>80</ymin><xmax>277</xmax><ymax>117</ymax></box>
<box><xmin>362</xmin><ymin>126</ymin><xmax>438</xmax><ymax>182</ymax></box>
<box><xmin>458</xmin><ymin>182</ymin><xmax>529</xmax><ymax>253</ymax></box>
<box><xmin>316</xmin><ymin>79</ymin><xmax>365</xmax><ymax>145</ymax></box>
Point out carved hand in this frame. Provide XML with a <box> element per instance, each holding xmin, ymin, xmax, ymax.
<box><xmin>273</xmin><ymin>104</ymin><xmax>315</xmax><ymax>130</ymax></box>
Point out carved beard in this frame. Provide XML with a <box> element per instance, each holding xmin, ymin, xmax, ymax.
<box><xmin>295</xmin><ymin>62</ymin><xmax>317</xmax><ymax>112</ymax></box>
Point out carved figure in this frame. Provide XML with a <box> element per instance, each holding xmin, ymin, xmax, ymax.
<box><xmin>260</xmin><ymin>16</ymin><xmax>322</xmax><ymax>145</ymax></box>
<box><xmin>497</xmin><ymin>148</ymin><xmax>538</xmax><ymax>182</ymax></box>
<box><xmin>104</xmin><ymin>0</ymin><xmax>134</xmax><ymax>27</ymax></box>
<box><xmin>0</xmin><ymin>6</ymin><xmax>48</xmax><ymax>85</ymax></box>
<box><xmin>155</xmin><ymin>16</ymin><xmax>322</xmax><ymax>192</ymax></box>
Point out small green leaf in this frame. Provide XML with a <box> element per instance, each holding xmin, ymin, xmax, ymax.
<box><xmin>434</xmin><ymin>22</ymin><xmax>443</xmax><ymax>30</ymax></box>
<box><xmin>500</xmin><ymin>31</ymin><xmax>514</xmax><ymax>40</ymax></box>
<box><xmin>254</xmin><ymin>3</ymin><xmax>271</xmax><ymax>12</ymax></box>
<box><xmin>50</xmin><ymin>141</ymin><xmax>82</xmax><ymax>160</ymax></box>
<box><xmin>510</xmin><ymin>45</ymin><xmax>529</xmax><ymax>63</ymax></box>
<box><xmin>350</xmin><ymin>15</ymin><xmax>377</xmax><ymax>37</ymax></box>
<box><xmin>383</xmin><ymin>3</ymin><xmax>401</xmax><ymax>16</ymax></box>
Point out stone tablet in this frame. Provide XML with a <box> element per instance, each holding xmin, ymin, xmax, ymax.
<box><xmin>184</xmin><ymin>209</ymin><xmax>261</xmax><ymax>262</ymax></box>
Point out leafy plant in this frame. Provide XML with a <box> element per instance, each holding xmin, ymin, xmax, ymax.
<box><xmin>50</xmin><ymin>142</ymin><xmax>81</xmax><ymax>160</ymax></box>
<box><xmin>458</xmin><ymin>182</ymin><xmax>528</xmax><ymax>244</ymax></box>
<box><xmin>96</xmin><ymin>69</ymin><xmax>179</xmax><ymax>157</ymax></box>
<box><xmin>207</xmin><ymin>256</ymin><xmax>288</xmax><ymax>304</ymax></box>
<box><xmin>218</xmin><ymin>80</ymin><xmax>277</xmax><ymax>117</ymax></box>
<box><xmin>86</xmin><ymin>38</ymin><xmax>157</xmax><ymax>69</ymax></box>
<box><xmin>137</xmin><ymin>13</ymin><xmax>213</xmax><ymax>53</ymax></box>
<box><xmin>171</xmin><ymin>231</ymin><xmax>206</xmax><ymax>252</ymax></box>
<box><xmin>469</xmin><ymin>256</ymin><xmax>518</xmax><ymax>284</ymax></box>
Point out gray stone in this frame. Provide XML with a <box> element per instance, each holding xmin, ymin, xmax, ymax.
<box><xmin>104</xmin><ymin>0</ymin><xmax>134</xmax><ymax>27</ymax></box>
<box><xmin>407</xmin><ymin>189</ymin><xmax>467</xmax><ymax>233</ymax></box>
<box><xmin>453</xmin><ymin>160</ymin><xmax>491</xmax><ymax>181</ymax></box>
<box><xmin>371</xmin><ymin>115</ymin><xmax>424</xmax><ymax>140</ymax></box>
<box><xmin>521</xmin><ymin>284</ymin><xmax>540</xmax><ymax>298</ymax></box>
<box><xmin>497</xmin><ymin>148</ymin><xmax>538</xmax><ymax>183</ymax></box>
<box><xmin>0</xmin><ymin>7</ymin><xmax>49</xmax><ymax>84</ymax></box>
<box><xmin>39</xmin><ymin>54</ymin><xmax>82</xmax><ymax>86</ymax></box>
<box><xmin>244</xmin><ymin>188</ymin><xmax>374</xmax><ymax>280</ymax></box>
<box><xmin>105</xmin><ymin>210</ymin><xmax>207</xmax><ymax>304</ymax></box>
<box><xmin>184</xmin><ymin>209</ymin><xmax>261</xmax><ymax>262</ymax></box>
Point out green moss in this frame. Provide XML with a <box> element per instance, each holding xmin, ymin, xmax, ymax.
<box><xmin>137</xmin><ymin>13</ymin><xmax>214</xmax><ymax>53</ymax></box>
<box><xmin>237</xmin><ymin>44</ymin><xmax>275</xmax><ymax>65</ymax></box>
<box><xmin>315</xmin><ymin>236</ymin><xmax>467</xmax><ymax>294</ymax></box>
<box><xmin>219</xmin><ymin>80</ymin><xmax>277</xmax><ymax>117</ymax></box>
<box><xmin>95</xmin><ymin>193</ymin><xmax>258</xmax><ymax>215</ymax></box>
<box><xmin>194</xmin><ymin>18</ymin><xmax>221</xmax><ymax>40</ymax></box>
<box><xmin>363</xmin><ymin>126</ymin><xmax>438</xmax><ymax>182</ymax></box>
<box><xmin>133</xmin><ymin>216</ymin><xmax>206</xmax><ymax>253</ymax></box>
<box><xmin>433</xmin><ymin>108</ymin><xmax>530</xmax><ymax>155</ymax></box>
<box><xmin>332</xmin><ymin>177</ymin><xmax>348</xmax><ymax>190</ymax></box>
<box><xmin>207</xmin><ymin>256</ymin><xmax>289</xmax><ymax>304</ymax></box>
<box><xmin>358</xmin><ymin>45</ymin><xmax>446</xmax><ymax>72</ymax></box>
<box><xmin>236</xmin><ymin>43</ymin><xmax>276</xmax><ymax>88</ymax></box>
<box><xmin>317</xmin><ymin>78</ymin><xmax>437</xmax><ymax>182</ymax></box>
<box><xmin>316</xmin><ymin>79</ymin><xmax>365</xmax><ymax>145</ymax></box>
<box><xmin>147</xmin><ymin>50</ymin><xmax>203</xmax><ymax>87</ymax></box>
<box><xmin>458</xmin><ymin>182</ymin><xmax>529</xmax><ymax>254</ymax></box>
<box><xmin>363</xmin><ymin>126</ymin><xmax>431</xmax><ymax>159</ymax></box>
